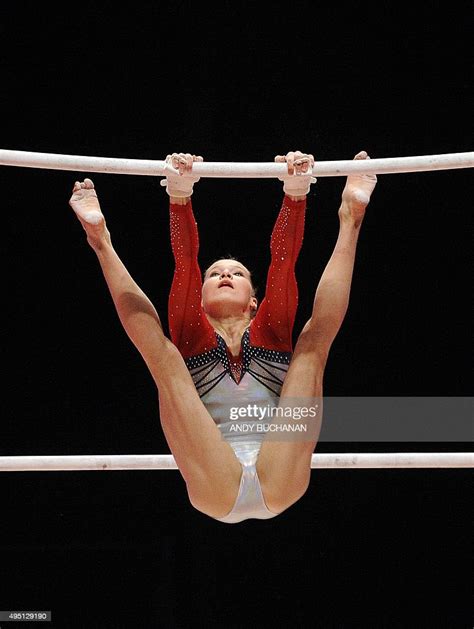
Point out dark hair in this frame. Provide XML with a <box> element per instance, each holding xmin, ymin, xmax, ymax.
<box><xmin>203</xmin><ymin>253</ymin><xmax>259</xmax><ymax>299</ymax></box>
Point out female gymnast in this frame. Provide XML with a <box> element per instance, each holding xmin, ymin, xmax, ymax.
<box><xmin>68</xmin><ymin>150</ymin><xmax>377</xmax><ymax>523</ymax></box>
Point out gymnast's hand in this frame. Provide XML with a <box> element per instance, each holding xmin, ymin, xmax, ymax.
<box><xmin>160</xmin><ymin>152</ymin><xmax>203</xmax><ymax>199</ymax></box>
<box><xmin>69</xmin><ymin>178</ymin><xmax>110</xmax><ymax>249</ymax></box>
<box><xmin>275</xmin><ymin>151</ymin><xmax>316</xmax><ymax>199</ymax></box>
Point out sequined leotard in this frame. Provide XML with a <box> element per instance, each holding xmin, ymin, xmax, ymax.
<box><xmin>168</xmin><ymin>196</ymin><xmax>306</xmax><ymax>522</ymax></box>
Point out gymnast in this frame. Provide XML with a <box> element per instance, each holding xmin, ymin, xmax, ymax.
<box><xmin>68</xmin><ymin>149</ymin><xmax>377</xmax><ymax>523</ymax></box>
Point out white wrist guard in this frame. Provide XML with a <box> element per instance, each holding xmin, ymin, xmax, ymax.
<box><xmin>160</xmin><ymin>157</ymin><xmax>201</xmax><ymax>198</ymax></box>
<box><xmin>280</xmin><ymin>173</ymin><xmax>317</xmax><ymax>197</ymax></box>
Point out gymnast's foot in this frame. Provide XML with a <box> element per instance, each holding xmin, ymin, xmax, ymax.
<box><xmin>340</xmin><ymin>151</ymin><xmax>377</xmax><ymax>227</ymax></box>
<box><xmin>69</xmin><ymin>178</ymin><xmax>110</xmax><ymax>249</ymax></box>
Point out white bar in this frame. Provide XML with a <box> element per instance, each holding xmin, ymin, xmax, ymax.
<box><xmin>0</xmin><ymin>149</ymin><xmax>473</xmax><ymax>177</ymax></box>
<box><xmin>312</xmin><ymin>452</ymin><xmax>474</xmax><ymax>469</ymax></box>
<box><xmin>0</xmin><ymin>452</ymin><xmax>471</xmax><ymax>471</ymax></box>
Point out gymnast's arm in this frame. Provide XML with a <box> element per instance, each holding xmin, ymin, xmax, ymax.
<box><xmin>251</xmin><ymin>151</ymin><xmax>315</xmax><ymax>351</ymax></box>
<box><xmin>68</xmin><ymin>179</ymin><xmax>168</xmax><ymax>370</ymax></box>
<box><xmin>164</xmin><ymin>153</ymin><xmax>216</xmax><ymax>358</ymax></box>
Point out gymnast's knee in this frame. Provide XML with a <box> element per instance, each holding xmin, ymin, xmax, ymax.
<box><xmin>146</xmin><ymin>338</ymin><xmax>190</xmax><ymax>384</ymax></box>
<box><xmin>297</xmin><ymin>318</ymin><xmax>332</xmax><ymax>357</ymax></box>
<box><xmin>151</xmin><ymin>337</ymin><xmax>182</xmax><ymax>365</ymax></box>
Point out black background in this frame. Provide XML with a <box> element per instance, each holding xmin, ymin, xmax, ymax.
<box><xmin>0</xmin><ymin>2</ymin><xmax>472</xmax><ymax>628</ymax></box>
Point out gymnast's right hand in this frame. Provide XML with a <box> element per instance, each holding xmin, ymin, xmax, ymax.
<box><xmin>160</xmin><ymin>152</ymin><xmax>203</xmax><ymax>198</ymax></box>
<box><xmin>69</xmin><ymin>178</ymin><xmax>110</xmax><ymax>249</ymax></box>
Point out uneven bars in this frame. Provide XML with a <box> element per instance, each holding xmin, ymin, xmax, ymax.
<box><xmin>0</xmin><ymin>149</ymin><xmax>473</xmax><ymax>177</ymax></box>
<box><xmin>0</xmin><ymin>453</ymin><xmax>472</xmax><ymax>471</ymax></box>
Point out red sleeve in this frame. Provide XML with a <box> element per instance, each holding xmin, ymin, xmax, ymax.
<box><xmin>250</xmin><ymin>195</ymin><xmax>306</xmax><ymax>352</ymax></box>
<box><xmin>168</xmin><ymin>201</ymin><xmax>216</xmax><ymax>359</ymax></box>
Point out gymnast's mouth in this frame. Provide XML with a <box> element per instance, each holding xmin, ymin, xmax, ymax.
<box><xmin>218</xmin><ymin>280</ymin><xmax>234</xmax><ymax>288</ymax></box>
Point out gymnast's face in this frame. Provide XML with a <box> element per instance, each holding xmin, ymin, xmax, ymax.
<box><xmin>201</xmin><ymin>260</ymin><xmax>257</xmax><ymax>318</ymax></box>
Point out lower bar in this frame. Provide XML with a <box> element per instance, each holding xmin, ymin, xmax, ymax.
<box><xmin>0</xmin><ymin>452</ymin><xmax>472</xmax><ymax>471</ymax></box>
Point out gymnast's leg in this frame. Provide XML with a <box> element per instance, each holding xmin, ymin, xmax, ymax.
<box><xmin>257</xmin><ymin>151</ymin><xmax>377</xmax><ymax>513</ymax></box>
<box><xmin>69</xmin><ymin>180</ymin><xmax>241</xmax><ymax>518</ymax></box>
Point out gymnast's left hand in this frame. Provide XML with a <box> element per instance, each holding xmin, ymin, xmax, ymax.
<box><xmin>161</xmin><ymin>153</ymin><xmax>203</xmax><ymax>198</ymax></box>
<box><xmin>275</xmin><ymin>151</ymin><xmax>316</xmax><ymax>198</ymax></box>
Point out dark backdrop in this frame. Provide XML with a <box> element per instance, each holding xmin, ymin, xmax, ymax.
<box><xmin>1</xmin><ymin>3</ymin><xmax>472</xmax><ymax>628</ymax></box>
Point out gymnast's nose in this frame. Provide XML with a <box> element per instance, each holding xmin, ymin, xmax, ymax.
<box><xmin>220</xmin><ymin>270</ymin><xmax>233</xmax><ymax>278</ymax></box>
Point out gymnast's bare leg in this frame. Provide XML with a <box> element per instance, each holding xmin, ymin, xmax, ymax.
<box><xmin>69</xmin><ymin>180</ymin><xmax>241</xmax><ymax>518</ymax></box>
<box><xmin>257</xmin><ymin>151</ymin><xmax>378</xmax><ymax>513</ymax></box>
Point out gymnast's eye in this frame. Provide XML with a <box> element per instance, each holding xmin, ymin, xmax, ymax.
<box><xmin>234</xmin><ymin>271</ymin><xmax>244</xmax><ymax>276</ymax></box>
<box><xmin>209</xmin><ymin>272</ymin><xmax>219</xmax><ymax>277</ymax></box>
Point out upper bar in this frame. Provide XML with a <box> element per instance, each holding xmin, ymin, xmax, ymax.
<box><xmin>0</xmin><ymin>149</ymin><xmax>473</xmax><ymax>177</ymax></box>
<box><xmin>0</xmin><ymin>452</ymin><xmax>472</xmax><ymax>471</ymax></box>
